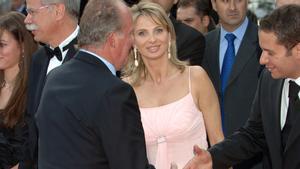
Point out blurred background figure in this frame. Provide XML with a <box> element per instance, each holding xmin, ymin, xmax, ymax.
<box><xmin>123</xmin><ymin>2</ymin><xmax>224</xmax><ymax>169</ymax></box>
<box><xmin>11</xmin><ymin>0</ymin><xmax>27</xmax><ymax>15</ymax></box>
<box><xmin>142</xmin><ymin>0</ymin><xmax>206</xmax><ymax>66</ymax></box>
<box><xmin>276</xmin><ymin>0</ymin><xmax>300</xmax><ymax>7</ymax></box>
<box><xmin>0</xmin><ymin>0</ymin><xmax>10</xmax><ymax>15</ymax></box>
<box><xmin>0</xmin><ymin>11</ymin><xmax>37</xmax><ymax>169</ymax></box>
<box><xmin>177</xmin><ymin>0</ymin><xmax>216</xmax><ymax>34</ymax></box>
<box><xmin>125</xmin><ymin>0</ymin><xmax>140</xmax><ymax>6</ymax></box>
<box><xmin>246</xmin><ymin>10</ymin><xmax>258</xmax><ymax>25</ymax></box>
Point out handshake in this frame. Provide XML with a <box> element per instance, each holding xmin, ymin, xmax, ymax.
<box><xmin>170</xmin><ymin>145</ymin><xmax>213</xmax><ymax>169</ymax></box>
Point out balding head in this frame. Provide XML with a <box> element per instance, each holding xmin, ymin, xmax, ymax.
<box><xmin>79</xmin><ymin>0</ymin><xmax>133</xmax><ymax>70</ymax></box>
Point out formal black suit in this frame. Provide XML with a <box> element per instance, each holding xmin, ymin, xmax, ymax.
<box><xmin>202</xmin><ymin>20</ymin><xmax>262</xmax><ymax>169</ymax></box>
<box><xmin>170</xmin><ymin>16</ymin><xmax>205</xmax><ymax>66</ymax></box>
<box><xmin>23</xmin><ymin>39</ymin><xmax>77</xmax><ymax>168</ymax></box>
<box><xmin>209</xmin><ymin>69</ymin><xmax>300</xmax><ymax>169</ymax></box>
<box><xmin>36</xmin><ymin>51</ymin><xmax>154</xmax><ymax>169</ymax></box>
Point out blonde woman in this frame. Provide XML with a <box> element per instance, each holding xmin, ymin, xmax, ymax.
<box><xmin>122</xmin><ymin>2</ymin><xmax>224</xmax><ymax>169</ymax></box>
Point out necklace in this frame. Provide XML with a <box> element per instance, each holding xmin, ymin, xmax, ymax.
<box><xmin>1</xmin><ymin>81</ymin><xmax>5</xmax><ymax>88</ymax></box>
<box><xmin>1</xmin><ymin>80</ymin><xmax>14</xmax><ymax>90</ymax></box>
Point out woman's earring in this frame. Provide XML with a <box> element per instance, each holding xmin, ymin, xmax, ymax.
<box><xmin>134</xmin><ymin>47</ymin><xmax>139</xmax><ymax>67</ymax></box>
<box><xmin>168</xmin><ymin>38</ymin><xmax>171</xmax><ymax>59</ymax></box>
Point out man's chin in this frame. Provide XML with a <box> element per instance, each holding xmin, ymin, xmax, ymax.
<box><xmin>270</xmin><ymin>72</ymin><xmax>283</xmax><ymax>79</ymax></box>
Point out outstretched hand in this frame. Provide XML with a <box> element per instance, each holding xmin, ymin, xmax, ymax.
<box><xmin>183</xmin><ymin>145</ymin><xmax>213</xmax><ymax>169</ymax></box>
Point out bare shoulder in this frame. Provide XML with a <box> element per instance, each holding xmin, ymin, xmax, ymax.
<box><xmin>188</xmin><ymin>65</ymin><xmax>213</xmax><ymax>96</ymax></box>
<box><xmin>188</xmin><ymin>65</ymin><xmax>209</xmax><ymax>81</ymax></box>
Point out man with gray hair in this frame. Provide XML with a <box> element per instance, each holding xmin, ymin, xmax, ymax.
<box><xmin>23</xmin><ymin>0</ymin><xmax>80</xmax><ymax>168</ymax></box>
<box><xmin>35</xmin><ymin>0</ymin><xmax>155</xmax><ymax>169</ymax></box>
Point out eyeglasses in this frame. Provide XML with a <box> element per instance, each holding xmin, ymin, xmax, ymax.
<box><xmin>26</xmin><ymin>5</ymin><xmax>50</xmax><ymax>16</ymax></box>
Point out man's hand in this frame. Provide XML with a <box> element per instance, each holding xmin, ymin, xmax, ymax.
<box><xmin>183</xmin><ymin>145</ymin><xmax>213</xmax><ymax>169</ymax></box>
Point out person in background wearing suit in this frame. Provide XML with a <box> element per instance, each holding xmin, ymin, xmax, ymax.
<box><xmin>201</xmin><ymin>0</ymin><xmax>263</xmax><ymax>168</ymax></box>
<box><xmin>176</xmin><ymin>0</ymin><xmax>216</xmax><ymax>34</ymax></box>
<box><xmin>0</xmin><ymin>12</ymin><xmax>37</xmax><ymax>169</ymax></box>
<box><xmin>23</xmin><ymin>0</ymin><xmax>80</xmax><ymax>168</ymax></box>
<box><xmin>142</xmin><ymin>0</ymin><xmax>205</xmax><ymax>66</ymax></box>
<box><xmin>35</xmin><ymin>0</ymin><xmax>154</xmax><ymax>169</ymax></box>
<box><xmin>182</xmin><ymin>4</ymin><xmax>300</xmax><ymax>169</ymax></box>
<box><xmin>11</xmin><ymin>0</ymin><xmax>27</xmax><ymax>15</ymax></box>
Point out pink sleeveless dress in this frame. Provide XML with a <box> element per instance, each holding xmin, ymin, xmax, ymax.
<box><xmin>140</xmin><ymin>68</ymin><xmax>208</xmax><ymax>169</ymax></box>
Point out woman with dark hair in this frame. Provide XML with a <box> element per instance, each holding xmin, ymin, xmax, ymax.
<box><xmin>0</xmin><ymin>11</ymin><xmax>37</xmax><ymax>169</ymax></box>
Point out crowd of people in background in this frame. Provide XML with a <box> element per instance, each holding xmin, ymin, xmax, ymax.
<box><xmin>0</xmin><ymin>0</ymin><xmax>299</xmax><ymax>169</ymax></box>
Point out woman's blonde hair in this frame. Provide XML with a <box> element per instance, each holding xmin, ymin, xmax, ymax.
<box><xmin>122</xmin><ymin>2</ymin><xmax>186</xmax><ymax>86</ymax></box>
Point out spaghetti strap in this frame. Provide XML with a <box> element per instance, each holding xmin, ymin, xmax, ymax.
<box><xmin>188</xmin><ymin>67</ymin><xmax>191</xmax><ymax>92</ymax></box>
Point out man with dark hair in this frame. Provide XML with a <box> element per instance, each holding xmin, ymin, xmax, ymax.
<box><xmin>35</xmin><ymin>0</ymin><xmax>154</xmax><ymax>168</ymax></box>
<box><xmin>23</xmin><ymin>0</ymin><xmax>80</xmax><ymax>168</ymax></box>
<box><xmin>183</xmin><ymin>4</ymin><xmax>300</xmax><ymax>169</ymax></box>
<box><xmin>201</xmin><ymin>0</ymin><xmax>263</xmax><ymax>167</ymax></box>
<box><xmin>177</xmin><ymin>0</ymin><xmax>216</xmax><ymax>34</ymax></box>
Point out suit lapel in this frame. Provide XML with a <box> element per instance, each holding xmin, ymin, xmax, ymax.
<box><xmin>262</xmin><ymin>76</ymin><xmax>284</xmax><ymax>167</ymax></box>
<box><xmin>285</xmin><ymin>100</ymin><xmax>300</xmax><ymax>153</ymax></box>
<box><xmin>270</xmin><ymin>79</ymin><xmax>284</xmax><ymax>153</ymax></box>
<box><xmin>227</xmin><ymin>22</ymin><xmax>259</xmax><ymax>85</ymax></box>
<box><xmin>63</xmin><ymin>38</ymin><xmax>78</xmax><ymax>63</ymax></box>
<box><xmin>32</xmin><ymin>48</ymin><xmax>51</xmax><ymax>114</ymax></box>
<box><xmin>207</xmin><ymin>28</ymin><xmax>222</xmax><ymax>93</ymax></box>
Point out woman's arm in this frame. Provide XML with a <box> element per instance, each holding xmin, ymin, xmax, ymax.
<box><xmin>190</xmin><ymin>66</ymin><xmax>224</xmax><ymax>146</ymax></box>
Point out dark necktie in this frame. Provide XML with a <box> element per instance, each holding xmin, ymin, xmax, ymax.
<box><xmin>45</xmin><ymin>38</ymin><xmax>77</xmax><ymax>61</ymax></box>
<box><xmin>220</xmin><ymin>33</ymin><xmax>236</xmax><ymax>132</ymax></box>
<box><xmin>281</xmin><ymin>80</ymin><xmax>300</xmax><ymax>150</ymax></box>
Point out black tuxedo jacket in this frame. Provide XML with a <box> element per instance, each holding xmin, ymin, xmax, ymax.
<box><xmin>209</xmin><ymin>69</ymin><xmax>300</xmax><ymax>169</ymax></box>
<box><xmin>170</xmin><ymin>16</ymin><xmax>205</xmax><ymax>66</ymax></box>
<box><xmin>24</xmin><ymin>40</ymin><xmax>77</xmax><ymax>168</ymax></box>
<box><xmin>35</xmin><ymin>51</ymin><xmax>154</xmax><ymax>169</ymax></box>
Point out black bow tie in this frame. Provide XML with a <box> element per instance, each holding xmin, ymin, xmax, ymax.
<box><xmin>45</xmin><ymin>38</ymin><xmax>77</xmax><ymax>61</ymax></box>
<box><xmin>289</xmin><ymin>80</ymin><xmax>300</xmax><ymax>101</ymax></box>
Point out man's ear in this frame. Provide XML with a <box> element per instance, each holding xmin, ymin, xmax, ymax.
<box><xmin>54</xmin><ymin>3</ymin><xmax>66</xmax><ymax>20</ymax></box>
<box><xmin>107</xmin><ymin>32</ymin><xmax>116</xmax><ymax>48</ymax></box>
<box><xmin>296</xmin><ymin>43</ymin><xmax>300</xmax><ymax>58</ymax></box>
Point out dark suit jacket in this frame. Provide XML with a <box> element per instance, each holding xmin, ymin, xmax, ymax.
<box><xmin>202</xmin><ymin>20</ymin><xmax>262</xmax><ymax>136</ymax></box>
<box><xmin>202</xmin><ymin>20</ymin><xmax>262</xmax><ymax>169</ymax></box>
<box><xmin>170</xmin><ymin>16</ymin><xmax>205</xmax><ymax>66</ymax></box>
<box><xmin>209</xmin><ymin>69</ymin><xmax>300</xmax><ymax>169</ymax></box>
<box><xmin>23</xmin><ymin>40</ymin><xmax>77</xmax><ymax>168</ymax></box>
<box><xmin>35</xmin><ymin>51</ymin><xmax>154</xmax><ymax>169</ymax></box>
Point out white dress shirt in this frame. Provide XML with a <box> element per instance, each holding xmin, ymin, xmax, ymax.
<box><xmin>47</xmin><ymin>25</ymin><xmax>80</xmax><ymax>74</ymax></box>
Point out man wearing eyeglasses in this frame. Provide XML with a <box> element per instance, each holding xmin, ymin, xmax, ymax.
<box><xmin>22</xmin><ymin>0</ymin><xmax>80</xmax><ymax>168</ymax></box>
